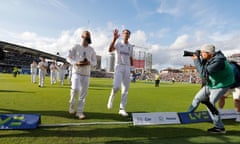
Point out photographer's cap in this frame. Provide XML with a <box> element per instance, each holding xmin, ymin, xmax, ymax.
<box><xmin>200</xmin><ymin>44</ymin><xmax>215</xmax><ymax>54</ymax></box>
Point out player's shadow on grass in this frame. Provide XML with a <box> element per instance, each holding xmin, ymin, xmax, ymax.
<box><xmin>39</xmin><ymin>85</ymin><xmax>70</xmax><ymax>89</ymax></box>
<box><xmin>1</xmin><ymin>126</ymin><xmax>240</xmax><ymax>143</ymax></box>
<box><xmin>89</xmin><ymin>83</ymin><xmax>112</xmax><ymax>88</ymax></box>
<box><xmin>0</xmin><ymin>108</ymin><xmax>133</xmax><ymax>121</ymax></box>
<box><xmin>0</xmin><ymin>90</ymin><xmax>34</xmax><ymax>93</ymax></box>
<box><xmin>84</xmin><ymin>112</ymin><xmax>133</xmax><ymax>121</ymax></box>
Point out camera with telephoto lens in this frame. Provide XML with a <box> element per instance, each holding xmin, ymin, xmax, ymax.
<box><xmin>183</xmin><ymin>50</ymin><xmax>200</xmax><ymax>57</ymax></box>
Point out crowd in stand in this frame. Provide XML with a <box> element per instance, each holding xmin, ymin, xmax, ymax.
<box><xmin>0</xmin><ymin>48</ymin><xmax>38</xmax><ymax>73</ymax></box>
<box><xmin>131</xmin><ymin>71</ymin><xmax>202</xmax><ymax>84</ymax></box>
<box><xmin>160</xmin><ymin>72</ymin><xmax>202</xmax><ymax>84</ymax></box>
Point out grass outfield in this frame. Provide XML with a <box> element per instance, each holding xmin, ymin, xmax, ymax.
<box><xmin>0</xmin><ymin>73</ymin><xmax>240</xmax><ymax>144</ymax></box>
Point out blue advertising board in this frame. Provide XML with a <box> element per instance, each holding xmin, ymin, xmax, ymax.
<box><xmin>178</xmin><ymin>111</ymin><xmax>212</xmax><ymax>124</ymax></box>
<box><xmin>0</xmin><ymin>114</ymin><xmax>41</xmax><ymax>129</ymax></box>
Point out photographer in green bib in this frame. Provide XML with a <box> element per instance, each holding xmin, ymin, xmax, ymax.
<box><xmin>187</xmin><ymin>44</ymin><xmax>235</xmax><ymax>134</ymax></box>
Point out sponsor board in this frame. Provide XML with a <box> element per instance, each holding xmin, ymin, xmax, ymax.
<box><xmin>132</xmin><ymin>112</ymin><xmax>180</xmax><ymax>126</ymax></box>
<box><xmin>178</xmin><ymin>111</ymin><xmax>211</xmax><ymax>124</ymax></box>
<box><xmin>0</xmin><ymin>114</ymin><xmax>41</xmax><ymax>129</ymax></box>
<box><xmin>219</xmin><ymin>109</ymin><xmax>237</xmax><ymax>119</ymax></box>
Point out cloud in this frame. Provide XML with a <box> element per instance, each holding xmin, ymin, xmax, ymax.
<box><xmin>156</xmin><ymin>0</ymin><xmax>183</xmax><ymax>16</ymax></box>
<box><xmin>48</xmin><ymin>0</ymin><xmax>68</xmax><ymax>10</ymax></box>
<box><xmin>130</xmin><ymin>30</ymin><xmax>147</xmax><ymax>46</ymax></box>
<box><xmin>169</xmin><ymin>34</ymin><xmax>189</xmax><ymax>50</ymax></box>
<box><xmin>211</xmin><ymin>32</ymin><xmax>240</xmax><ymax>56</ymax></box>
<box><xmin>1</xmin><ymin>23</ymin><xmax>240</xmax><ymax>71</ymax></box>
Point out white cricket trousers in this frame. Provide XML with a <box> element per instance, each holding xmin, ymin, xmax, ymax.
<box><xmin>38</xmin><ymin>71</ymin><xmax>46</xmax><ymax>87</ymax></box>
<box><xmin>111</xmin><ymin>65</ymin><xmax>131</xmax><ymax>110</ymax></box>
<box><xmin>69</xmin><ymin>73</ymin><xmax>90</xmax><ymax>113</ymax></box>
<box><xmin>50</xmin><ymin>71</ymin><xmax>57</xmax><ymax>84</ymax></box>
<box><xmin>31</xmin><ymin>72</ymin><xmax>37</xmax><ymax>83</ymax></box>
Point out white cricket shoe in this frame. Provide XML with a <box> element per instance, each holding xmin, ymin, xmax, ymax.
<box><xmin>76</xmin><ymin>113</ymin><xmax>86</xmax><ymax>120</ymax></box>
<box><xmin>118</xmin><ymin>109</ymin><xmax>128</xmax><ymax>117</ymax></box>
<box><xmin>107</xmin><ymin>95</ymin><xmax>114</xmax><ymax>109</ymax></box>
<box><xmin>69</xmin><ymin>105</ymin><xmax>75</xmax><ymax>114</ymax></box>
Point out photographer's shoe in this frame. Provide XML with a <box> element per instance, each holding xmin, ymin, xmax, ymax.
<box><xmin>207</xmin><ymin>127</ymin><xmax>226</xmax><ymax>134</ymax></box>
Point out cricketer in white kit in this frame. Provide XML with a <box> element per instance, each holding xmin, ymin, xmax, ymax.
<box><xmin>38</xmin><ymin>57</ymin><xmax>48</xmax><ymax>87</ymax></box>
<box><xmin>58</xmin><ymin>63</ymin><xmax>67</xmax><ymax>86</ymax></box>
<box><xmin>30</xmin><ymin>60</ymin><xmax>38</xmax><ymax>83</ymax></box>
<box><xmin>50</xmin><ymin>61</ymin><xmax>58</xmax><ymax>85</ymax></box>
<box><xmin>66</xmin><ymin>30</ymin><xmax>97</xmax><ymax>120</ymax></box>
<box><xmin>107</xmin><ymin>29</ymin><xmax>134</xmax><ymax>117</ymax></box>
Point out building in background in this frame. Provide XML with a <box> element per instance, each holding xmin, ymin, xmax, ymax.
<box><xmin>0</xmin><ymin>41</ymin><xmax>66</xmax><ymax>74</ymax></box>
<box><xmin>94</xmin><ymin>55</ymin><xmax>102</xmax><ymax>70</ymax></box>
<box><xmin>106</xmin><ymin>49</ymin><xmax>152</xmax><ymax>73</ymax></box>
<box><xmin>227</xmin><ymin>53</ymin><xmax>240</xmax><ymax>64</ymax></box>
<box><xmin>0</xmin><ymin>41</ymin><xmax>102</xmax><ymax>74</ymax></box>
<box><xmin>181</xmin><ymin>65</ymin><xmax>197</xmax><ymax>73</ymax></box>
<box><xmin>106</xmin><ymin>53</ymin><xmax>115</xmax><ymax>72</ymax></box>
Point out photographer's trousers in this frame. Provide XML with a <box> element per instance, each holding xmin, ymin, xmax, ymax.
<box><xmin>69</xmin><ymin>73</ymin><xmax>90</xmax><ymax>113</ymax></box>
<box><xmin>188</xmin><ymin>86</ymin><xmax>228</xmax><ymax>128</ymax></box>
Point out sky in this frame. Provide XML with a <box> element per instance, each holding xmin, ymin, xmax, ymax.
<box><xmin>1</xmin><ymin>0</ymin><xmax>240</xmax><ymax>70</ymax></box>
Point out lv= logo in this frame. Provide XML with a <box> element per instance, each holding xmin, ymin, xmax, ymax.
<box><xmin>188</xmin><ymin>111</ymin><xmax>210</xmax><ymax>120</ymax></box>
<box><xmin>0</xmin><ymin>115</ymin><xmax>24</xmax><ymax>127</ymax></box>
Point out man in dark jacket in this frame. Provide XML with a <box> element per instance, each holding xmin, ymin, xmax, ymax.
<box><xmin>188</xmin><ymin>44</ymin><xmax>235</xmax><ymax>134</ymax></box>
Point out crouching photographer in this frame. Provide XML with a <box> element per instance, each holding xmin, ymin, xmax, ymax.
<box><xmin>186</xmin><ymin>44</ymin><xmax>235</xmax><ymax>134</ymax></box>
